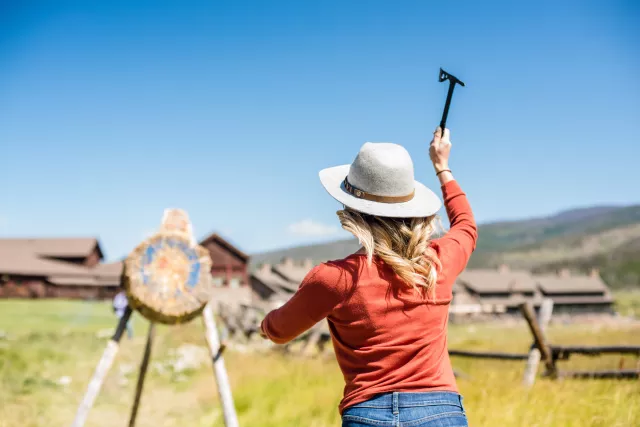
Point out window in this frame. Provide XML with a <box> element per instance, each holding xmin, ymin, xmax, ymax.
<box><xmin>229</xmin><ymin>277</ymin><xmax>241</xmax><ymax>289</ymax></box>
<box><xmin>212</xmin><ymin>277</ymin><xmax>224</xmax><ymax>287</ymax></box>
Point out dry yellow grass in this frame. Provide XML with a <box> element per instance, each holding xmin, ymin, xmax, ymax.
<box><xmin>0</xmin><ymin>300</ymin><xmax>639</xmax><ymax>427</ymax></box>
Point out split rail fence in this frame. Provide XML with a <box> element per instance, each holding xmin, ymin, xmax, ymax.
<box><xmin>215</xmin><ymin>299</ymin><xmax>640</xmax><ymax>385</ymax></box>
<box><xmin>448</xmin><ymin>300</ymin><xmax>640</xmax><ymax>385</ymax></box>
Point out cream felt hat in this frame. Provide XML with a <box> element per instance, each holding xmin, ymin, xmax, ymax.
<box><xmin>319</xmin><ymin>142</ymin><xmax>442</xmax><ymax>218</ymax></box>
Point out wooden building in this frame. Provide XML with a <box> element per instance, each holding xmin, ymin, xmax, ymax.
<box><xmin>533</xmin><ymin>269</ymin><xmax>613</xmax><ymax>314</ymax></box>
<box><xmin>199</xmin><ymin>233</ymin><xmax>252</xmax><ymax>307</ymax></box>
<box><xmin>0</xmin><ymin>238</ymin><xmax>121</xmax><ymax>299</ymax></box>
<box><xmin>250</xmin><ymin>259</ymin><xmax>615</xmax><ymax>316</ymax></box>
<box><xmin>0</xmin><ymin>233</ymin><xmax>254</xmax><ymax>304</ymax></box>
<box><xmin>453</xmin><ymin>266</ymin><xmax>613</xmax><ymax>315</ymax></box>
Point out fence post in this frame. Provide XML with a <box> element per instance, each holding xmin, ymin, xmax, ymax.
<box><xmin>523</xmin><ymin>298</ymin><xmax>554</xmax><ymax>386</ymax></box>
<box><xmin>520</xmin><ymin>301</ymin><xmax>557</xmax><ymax>380</ymax></box>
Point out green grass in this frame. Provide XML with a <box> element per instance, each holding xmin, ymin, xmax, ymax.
<box><xmin>614</xmin><ymin>289</ymin><xmax>640</xmax><ymax>318</ymax></box>
<box><xmin>1</xmin><ymin>300</ymin><xmax>639</xmax><ymax>427</ymax></box>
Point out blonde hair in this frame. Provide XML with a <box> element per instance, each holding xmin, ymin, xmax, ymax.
<box><xmin>337</xmin><ymin>208</ymin><xmax>441</xmax><ymax>295</ymax></box>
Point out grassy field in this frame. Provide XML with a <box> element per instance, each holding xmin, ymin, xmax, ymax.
<box><xmin>614</xmin><ymin>289</ymin><xmax>640</xmax><ymax>318</ymax></box>
<box><xmin>1</xmin><ymin>299</ymin><xmax>639</xmax><ymax>427</ymax></box>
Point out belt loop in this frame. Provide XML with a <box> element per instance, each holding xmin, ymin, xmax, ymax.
<box><xmin>392</xmin><ymin>392</ymin><xmax>399</xmax><ymax>415</ymax></box>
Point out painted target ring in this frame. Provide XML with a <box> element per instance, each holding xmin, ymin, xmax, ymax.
<box><xmin>123</xmin><ymin>233</ymin><xmax>213</xmax><ymax>324</ymax></box>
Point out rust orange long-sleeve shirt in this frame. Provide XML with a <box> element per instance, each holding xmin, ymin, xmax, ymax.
<box><xmin>261</xmin><ymin>180</ymin><xmax>478</xmax><ymax>414</ymax></box>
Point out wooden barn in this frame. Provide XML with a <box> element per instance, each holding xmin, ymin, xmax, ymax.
<box><xmin>453</xmin><ymin>266</ymin><xmax>613</xmax><ymax>315</ymax></box>
<box><xmin>199</xmin><ymin>233</ymin><xmax>252</xmax><ymax>307</ymax></box>
<box><xmin>0</xmin><ymin>238</ymin><xmax>121</xmax><ymax>299</ymax></box>
<box><xmin>0</xmin><ymin>233</ymin><xmax>254</xmax><ymax>304</ymax></box>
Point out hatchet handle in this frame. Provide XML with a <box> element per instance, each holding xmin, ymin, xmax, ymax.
<box><xmin>440</xmin><ymin>81</ymin><xmax>455</xmax><ymax>132</ymax></box>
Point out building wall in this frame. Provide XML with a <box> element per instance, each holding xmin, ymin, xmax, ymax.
<box><xmin>0</xmin><ymin>275</ymin><xmax>117</xmax><ymax>300</ymax></box>
<box><xmin>552</xmin><ymin>303</ymin><xmax>614</xmax><ymax>315</ymax></box>
<box><xmin>0</xmin><ymin>277</ymin><xmax>47</xmax><ymax>298</ymax></box>
<box><xmin>203</xmin><ymin>239</ymin><xmax>249</xmax><ymax>288</ymax></box>
<box><xmin>46</xmin><ymin>284</ymin><xmax>119</xmax><ymax>300</ymax></box>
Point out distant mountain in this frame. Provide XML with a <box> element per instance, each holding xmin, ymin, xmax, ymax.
<box><xmin>251</xmin><ymin>204</ymin><xmax>640</xmax><ymax>289</ymax></box>
<box><xmin>250</xmin><ymin>238</ymin><xmax>361</xmax><ymax>269</ymax></box>
<box><xmin>467</xmin><ymin>204</ymin><xmax>640</xmax><ymax>288</ymax></box>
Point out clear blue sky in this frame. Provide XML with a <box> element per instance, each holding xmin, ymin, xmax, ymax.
<box><xmin>1</xmin><ymin>0</ymin><xmax>638</xmax><ymax>261</ymax></box>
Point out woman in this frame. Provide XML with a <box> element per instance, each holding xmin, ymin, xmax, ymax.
<box><xmin>260</xmin><ymin>127</ymin><xmax>477</xmax><ymax>427</ymax></box>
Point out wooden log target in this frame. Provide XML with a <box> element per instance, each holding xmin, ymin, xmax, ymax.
<box><xmin>122</xmin><ymin>209</ymin><xmax>214</xmax><ymax>324</ymax></box>
<box><xmin>72</xmin><ymin>209</ymin><xmax>238</xmax><ymax>427</ymax></box>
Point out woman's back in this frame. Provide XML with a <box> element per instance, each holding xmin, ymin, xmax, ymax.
<box><xmin>325</xmin><ymin>253</ymin><xmax>456</xmax><ymax>413</ymax></box>
<box><xmin>261</xmin><ymin>179</ymin><xmax>476</xmax><ymax>414</ymax></box>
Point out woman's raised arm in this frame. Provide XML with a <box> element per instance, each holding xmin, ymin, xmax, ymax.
<box><xmin>429</xmin><ymin>127</ymin><xmax>478</xmax><ymax>274</ymax></box>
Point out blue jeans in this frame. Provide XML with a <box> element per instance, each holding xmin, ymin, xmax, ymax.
<box><xmin>342</xmin><ymin>392</ymin><xmax>468</xmax><ymax>427</ymax></box>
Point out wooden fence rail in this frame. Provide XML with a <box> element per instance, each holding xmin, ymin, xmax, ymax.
<box><xmin>448</xmin><ymin>301</ymin><xmax>640</xmax><ymax>384</ymax></box>
<box><xmin>553</xmin><ymin>345</ymin><xmax>640</xmax><ymax>359</ymax></box>
<box><xmin>559</xmin><ymin>370</ymin><xmax>640</xmax><ymax>380</ymax></box>
<box><xmin>448</xmin><ymin>350</ymin><xmax>529</xmax><ymax>360</ymax></box>
<box><xmin>448</xmin><ymin>346</ymin><xmax>640</xmax><ymax>362</ymax></box>
<box><xmin>215</xmin><ymin>300</ymin><xmax>640</xmax><ymax>383</ymax></box>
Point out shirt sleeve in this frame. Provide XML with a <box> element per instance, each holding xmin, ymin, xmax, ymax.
<box><xmin>436</xmin><ymin>180</ymin><xmax>478</xmax><ymax>276</ymax></box>
<box><xmin>260</xmin><ymin>264</ymin><xmax>344</xmax><ymax>344</ymax></box>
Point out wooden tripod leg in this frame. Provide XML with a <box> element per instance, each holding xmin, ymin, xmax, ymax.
<box><xmin>71</xmin><ymin>306</ymin><xmax>133</xmax><ymax>427</ymax></box>
<box><xmin>128</xmin><ymin>322</ymin><xmax>155</xmax><ymax>427</ymax></box>
<box><xmin>203</xmin><ymin>303</ymin><xmax>239</xmax><ymax>427</ymax></box>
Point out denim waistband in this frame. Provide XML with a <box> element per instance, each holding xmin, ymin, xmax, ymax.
<box><xmin>351</xmin><ymin>391</ymin><xmax>463</xmax><ymax>410</ymax></box>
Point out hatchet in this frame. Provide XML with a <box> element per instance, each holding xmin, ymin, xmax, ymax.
<box><xmin>438</xmin><ymin>68</ymin><xmax>465</xmax><ymax>132</ymax></box>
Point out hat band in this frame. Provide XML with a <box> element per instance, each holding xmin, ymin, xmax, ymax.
<box><xmin>343</xmin><ymin>177</ymin><xmax>415</xmax><ymax>204</ymax></box>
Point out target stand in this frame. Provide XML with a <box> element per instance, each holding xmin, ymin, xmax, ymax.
<box><xmin>71</xmin><ymin>209</ymin><xmax>239</xmax><ymax>427</ymax></box>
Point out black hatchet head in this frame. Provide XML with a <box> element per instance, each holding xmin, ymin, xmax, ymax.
<box><xmin>439</xmin><ymin>68</ymin><xmax>465</xmax><ymax>87</ymax></box>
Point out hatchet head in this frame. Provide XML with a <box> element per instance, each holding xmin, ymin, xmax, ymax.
<box><xmin>439</xmin><ymin>68</ymin><xmax>465</xmax><ymax>87</ymax></box>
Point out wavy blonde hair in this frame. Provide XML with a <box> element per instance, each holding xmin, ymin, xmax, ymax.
<box><xmin>337</xmin><ymin>208</ymin><xmax>442</xmax><ymax>295</ymax></box>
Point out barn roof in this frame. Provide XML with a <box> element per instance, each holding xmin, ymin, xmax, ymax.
<box><xmin>535</xmin><ymin>273</ymin><xmax>609</xmax><ymax>294</ymax></box>
<box><xmin>0</xmin><ymin>237</ymin><xmax>103</xmax><ymax>260</ymax></box>
<box><xmin>458</xmin><ymin>268</ymin><xmax>537</xmax><ymax>293</ymax></box>
<box><xmin>199</xmin><ymin>233</ymin><xmax>249</xmax><ymax>261</ymax></box>
<box><xmin>92</xmin><ymin>261</ymin><xmax>123</xmax><ymax>286</ymax></box>
<box><xmin>0</xmin><ymin>238</ymin><xmax>117</xmax><ymax>287</ymax></box>
<box><xmin>0</xmin><ymin>246</ymin><xmax>93</xmax><ymax>277</ymax></box>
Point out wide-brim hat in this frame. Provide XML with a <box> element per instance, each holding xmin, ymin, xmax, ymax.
<box><xmin>319</xmin><ymin>142</ymin><xmax>442</xmax><ymax>218</ymax></box>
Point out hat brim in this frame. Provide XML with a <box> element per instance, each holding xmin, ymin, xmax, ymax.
<box><xmin>319</xmin><ymin>165</ymin><xmax>442</xmax><ymax>218</ymax></box>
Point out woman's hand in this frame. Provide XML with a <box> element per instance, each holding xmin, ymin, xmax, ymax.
<box><xmin>429</xmin><ymin>127</ymin><xmax>454</xmax><ymax>184</ymax></box>
<box><xmin>429</xmin><ymin>127</ymin><xmax>451</xmax><ymax>172</ymax></box>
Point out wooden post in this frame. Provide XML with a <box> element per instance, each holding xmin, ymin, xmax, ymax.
<box><xmin>71</xmin><ymin>306</ymin><xmax>133</xmax><ymax>427</ymax></box>
<box><xmin>523</xmin><ymin>298</ymin><xmax>554</xmax><ymax>386</ymax></box>
<box><xmin>520</xmin><ymin>301</ymin><xmax>557</xmax><ymax>379</ymax></box>
<box><xmin>202</xmin><ymin>303</ymin><xmax>239</xmax><ymax>427</ymax></box>
<box><xmin>128</xmin><ymin>322</ymin><xmax>155</xmax><ymax>427</ymax></box>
